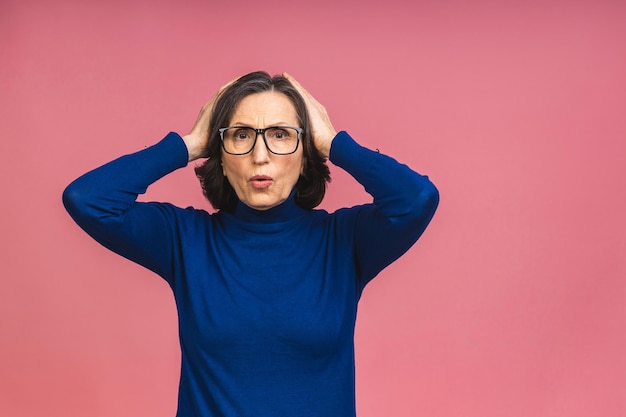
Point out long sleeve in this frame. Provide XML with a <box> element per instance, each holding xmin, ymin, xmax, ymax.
<box><xmin>329</xmin><ymin>131</ymin><xmax>439</xmax><ymax>289</ymax></box>
<box><xmin>62</xmin><ymin>132</ymin><xmax>190</xmax><ymax>280</ymax></box>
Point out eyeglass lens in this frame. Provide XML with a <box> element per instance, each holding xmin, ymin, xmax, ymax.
<box><xmin>222</xmin><ymin>127</ymin><xmax>299</xmax><ymax>155</ymax></box>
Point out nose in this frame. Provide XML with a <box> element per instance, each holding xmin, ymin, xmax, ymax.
<box><xmin>251</xmin><ymin>131</ymin><xmax>270</xmax><ymax>164</ymax></box>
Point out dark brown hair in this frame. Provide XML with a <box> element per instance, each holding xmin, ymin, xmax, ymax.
<box><xmin>194</xmin><ymin>71</ymin><xmax>331</xmax><ymax>212</ymax></box>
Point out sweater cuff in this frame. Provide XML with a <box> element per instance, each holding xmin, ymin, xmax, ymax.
<box><xmin>329</xmin><ymin>131</ymin><xmax>378</xmax><ymax>172</ymax></box>
<box><xmin>158</xmin><ymin>132</ymin><xmax>190</xmax><ymax>170</ymax></box>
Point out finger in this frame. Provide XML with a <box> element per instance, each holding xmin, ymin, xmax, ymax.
<box><xmin>205</xmin><ymin>78</ymin><xmax>237</xmax><ymax>110</ymax></box>
<box><xmin>193</xmin><ymin>77</ymin><xmax>239</xmax><ymax>129</ymax></box>
<box><xmin>283</xmin><ymin>72</ymin><xmax>310</xmax><ymax>98</ymax></box>
<box><xmin>217</xmin><ymin>76</ymin><xmax>239</xmax><ymax>94</ymax></box>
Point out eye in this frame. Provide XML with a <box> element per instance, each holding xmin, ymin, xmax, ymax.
<box><xmin>233</xmin><ymin>128</ymin><xmax>253</xmax><ymax>140</ymax></box>
<box><xmin>267</xmin><ymin>128</ymin><xmax>290</xmax><ymax>140</ymax></box>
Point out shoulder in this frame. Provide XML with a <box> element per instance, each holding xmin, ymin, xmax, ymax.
<box><xmin>139</xmin><ymin>201</ymin><xmax>215</xmax><ymax>227</ymax></box>
<box><xmin>317</xmin><ymin>203</ymin><xmax>373</xmax><ymax>231</ymax></box>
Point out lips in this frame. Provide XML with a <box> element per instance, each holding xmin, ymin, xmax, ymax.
<box><xmin>249</xmin><ymin>175</ymin><xmax>273</xmax><ymax>189</ymax></box>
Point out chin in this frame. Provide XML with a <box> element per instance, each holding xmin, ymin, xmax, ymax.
<box><xmin>245</xmin><ymin>199</ymin><xmax>281</xmax><ymax>211</ymax></box>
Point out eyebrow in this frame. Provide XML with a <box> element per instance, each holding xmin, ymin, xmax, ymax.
<box><xmin>230</xmin><ymin>121</ymin><xmax>294</xmax><ymax>127</ymax></box>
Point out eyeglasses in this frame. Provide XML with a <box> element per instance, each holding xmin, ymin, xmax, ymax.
<box><xmin>218</xmin><ymin>126</ymin><xmax>303</xmax><ymax>155</ymax></box>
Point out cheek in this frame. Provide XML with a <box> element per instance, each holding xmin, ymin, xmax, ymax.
<box><xmin>295</xmin><ymin>151</ymin><xmax>306</xmax><ymax>178</ymax></box>
<box><xmin>220</xmin><ymin>155</ymin><xmax>239</xmax><ymax>179</ymax></box>
<box><xmin>289</xmin><ymin>155</ymin><xmax>304</xmax><ymax>181</ymax></box>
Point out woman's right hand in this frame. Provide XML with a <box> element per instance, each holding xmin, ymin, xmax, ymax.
<box><xmin>183</xmin><ymin>78</ymin><xmax>237</xmax><ymax>162</ymax></box>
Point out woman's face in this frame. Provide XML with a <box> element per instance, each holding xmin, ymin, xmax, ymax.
<box><xmin>221</xmin><ymin>91</ymin><xmax>304</xmax><ymax>211</ymax></box>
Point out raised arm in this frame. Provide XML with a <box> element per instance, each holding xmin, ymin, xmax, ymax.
<box><xmin>62</xmin><ymin>134</ymin><xmax>189</xmax><ymax>279</ymax></box>
<box><xmin>285</xmin><ymin>73</ymin><xmax>439</xmax><ymax>288</ymax></box>
<box><xmin>62</xmin><ymin>80</ymin><xmax>234</xmax><ymax>280</ymax></box>
<box><xmin>330</xmin><ymin>132</ymin><xmax>439</xmax><ymax>287</ymax></box>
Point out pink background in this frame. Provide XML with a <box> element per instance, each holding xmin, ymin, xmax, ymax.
<box><xmin>2</xmin><ymin>0</ymin><xmax>625</xmax><ymax>416</ymax></box>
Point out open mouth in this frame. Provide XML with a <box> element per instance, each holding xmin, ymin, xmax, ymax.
<box><xmin>249</xmin><ymin>175</ymin><xmax>273</xmax><ymax>189</ymax></box>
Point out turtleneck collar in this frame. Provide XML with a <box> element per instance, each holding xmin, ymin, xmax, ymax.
<box><xmin>230</xmin><ymin>188</ymin><xmax>308</xmax><ymax>225</ymax></box>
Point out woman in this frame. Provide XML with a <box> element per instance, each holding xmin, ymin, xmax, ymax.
<box><xmin>63</xmin><ymin>71</ymin><xmax>439</xmax><ymax>417</ymax></box>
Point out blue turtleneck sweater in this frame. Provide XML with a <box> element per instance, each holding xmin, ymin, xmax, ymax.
<box><xmin>63</xmin><ymin>131</ymin><xmax>438</xmax><ymax>417</ymax></box>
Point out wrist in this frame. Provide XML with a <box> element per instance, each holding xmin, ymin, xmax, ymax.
<box><xmin>317</xmin><ymin>131</ymin><xmax>336</xmax><ymax>160</ymax></box>
<box><xmin>182</xmin><ymin>134</ymin><xmax>205</xmax><ymax>162</ymax></box>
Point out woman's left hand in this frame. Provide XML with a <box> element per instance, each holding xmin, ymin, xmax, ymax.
<box><xmin>284</xmin><ymin>73</ymin><xmax>337</xmax><ymax>159</ymax></box>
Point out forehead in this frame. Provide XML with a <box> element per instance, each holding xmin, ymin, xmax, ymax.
<box><xmin>230</xmin><ymin>91</ymin><xmax>298</xmax><ymax>125</ymax></box>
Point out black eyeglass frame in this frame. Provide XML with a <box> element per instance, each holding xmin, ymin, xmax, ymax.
<box><xmin>218</xmin><ymin>126</ymin><xmax>304</xmax><ymax>155</ymax></box>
